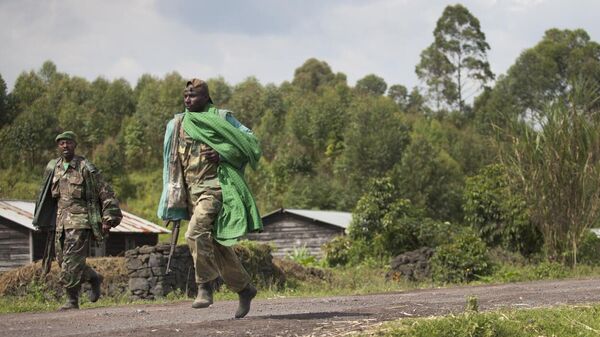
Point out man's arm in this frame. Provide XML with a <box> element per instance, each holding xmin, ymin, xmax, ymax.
<box><xmin>94</xmin><ymin>170</ymin><xmax>123</xmax><ymax>232</ymax></box>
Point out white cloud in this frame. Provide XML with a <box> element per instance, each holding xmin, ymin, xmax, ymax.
<box><xmin>509</xmin><ymin>0</ymin><xmax>545</xmax><ymax>12</ymax></box>
<box><xmin>107</xmin><ymin>57</ymin><xmax>145</xmax><ymax>82</ymax></box>
<box><xmin>1</xmin><ymin>0</ymin><xmax>600</xmax><ymax>94</ymax></box>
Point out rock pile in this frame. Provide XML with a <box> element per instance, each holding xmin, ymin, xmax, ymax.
<box><xmin>386</xmin><ymin>247</ymin><xmax>435</xmax><ymax>282</ymax></box>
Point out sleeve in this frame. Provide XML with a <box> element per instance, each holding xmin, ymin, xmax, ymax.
<box><xmin>95</xmin><ymin>170</ymin><xmax>123</xmax><ymax>227</ymax></box>
<box><xmin>225</xmin><ymin>112</ymin><xmax>253</xmax><ymax>134</ymax></box>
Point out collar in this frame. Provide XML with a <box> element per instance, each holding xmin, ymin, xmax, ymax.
<box><xmin>58</xmin><ymin>155</ymin><xmax>82</xmax><ymax>170</ymax></box>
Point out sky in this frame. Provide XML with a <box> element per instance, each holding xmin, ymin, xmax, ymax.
<box><xmin>1</xmin><ymin>0</ymin><xmax>600</xmax><ymax>92</ymax></box>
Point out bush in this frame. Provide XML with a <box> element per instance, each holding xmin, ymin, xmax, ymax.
<box><xmin>533</xmin><ymin>261</ymin><xmax>568</xmax><ymax>279</ymax></box>
<box><xmin>322</xmin><ymin>236</ymin><xmax>352</xmax><ymax>267</ymax></box>
<box><xmin>286</xmin><ymin>245</ymin><xmax>318</xmax><ymax>267</ymax></box>
<box><xmin>463</xmin><ymin>164</ymin><xmax>542</xmax><ymax>256</ymax></box>
<box><xmin>430</xmin><ymin>229</ymin><xmax>493</xmax><ymax>283</ymax></box>
<box><xmin>577</xmin><ymin>230</ymin><xmax>600</xmax><ymax>266</ymax></box>
<box><xmin>322</xmin><ymin>236</ymin><xmax>373</xmax><ymax>267</ymax></box>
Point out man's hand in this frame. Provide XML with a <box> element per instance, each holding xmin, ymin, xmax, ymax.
<box><xmin>201</xmin><ymin>148</ymin><xmax>220</xmax><ymax>163</ymax></box>
<box><xmin>102</xmin><ymin>223</ymin><xmax>112</xmax><ymax>235</ymax></box>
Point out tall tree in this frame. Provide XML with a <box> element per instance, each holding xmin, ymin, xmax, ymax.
<box><xmin>337</xmin><ymin>96</ymin><xmax>410</xmax><ymax>206</ymax></box>
<box><xmin>0</xmin><ymin>74</ymin><xmax>9</xmax><ymax>127</ymax></box>
<box><xmin>207</xmin><ymin>76</ymin><xmax>232</xmax><ymax>106</ymax></box>
<box><xmin>417</xmin><ymin>4</ymin><xmax>494</xmax><ymax>113</ymax></box>
<box><xmin>477</xmin><ymin>28</ymin><xmax>600</xmax><ymax>131</ymax></box>
<box><xmin>416</xmin><ymin>45</ymin><xmax>456</xmax><ymax>112</ymax></box>
<box><xmin>387</xmin><ymin>84</ymin><xmax>408</xmax><ymax>110</ymax></box>
<box><xmin>355</xmin><ymin>74</ymin><xmax>387</xmax><ymax>96</ymax></box>
<box><xmin>292</xmin><ymin>58</ymin><xmax>336</xmax><ymax>92</ymax></box>
<box><xmin>227</xmin><ymin>77</ymin><xmax>265</xmax><ymax>129</ymax></box>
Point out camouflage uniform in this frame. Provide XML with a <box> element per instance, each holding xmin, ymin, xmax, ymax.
<box><xmin>177</xmin><ymin>125</ymin><xmax>251</xmax><ymax>292</ymax></box>
<box><xmin>50</xmin><ymin>155</ymin><xmax>122</xmax><ymax>290</ymax></box>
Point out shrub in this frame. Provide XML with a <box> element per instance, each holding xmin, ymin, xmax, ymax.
<box><xmin>577</xmin><ymin>230</ymin><xmax>600</xmax><ymax>266</ymax></box>
<box><xmin>463</xmin><ymin>164</ymin><xmax>542</xmax><ymax>256</ymax></box>
<box><xmin>431</xmin><ymin>229</ymin><xmax>493</xmax><ymax>283</ymax></box>
<box><xmin>322</xmin><ymin>236</ymin><xmax>373</xmax><ymax>267</ymax></box>
<box><xmin>286</xmin><ymin>245</ymin><xmax>318</xmax><ymax>267</ymax></box>
<box><xmin>322</xmin><ymin>236</ymin><xmax>352</xmax><ymax>267</ymax></box>
<box><xmin>533</xmin><ymin>261</ymin><xmax>568</xmax><ymax>279</ymax></box>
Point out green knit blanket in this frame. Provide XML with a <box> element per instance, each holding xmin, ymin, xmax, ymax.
<box><xmin>182</xmin><ymin>108</ymin><xmax>262</xmax><ymax>245</ymax></box>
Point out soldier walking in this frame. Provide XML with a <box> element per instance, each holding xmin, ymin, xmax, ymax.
<box><xmin>158</xmin><ymin>79</ymin><xmax>262</xmax><ymax>318</ymax></box>
<box><xmin>33</xmin><ymin>131</ymin><xmax>122</xmax><ymax>310</ymax></box>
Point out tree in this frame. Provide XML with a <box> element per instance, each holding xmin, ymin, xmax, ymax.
<box><xmin>207</xmin><ymin>76</ymin><xmax>232</xmax><ymax>106</ymax></box>
<box><xmin>11</xmin><ymin>70</ymin><xmax>46</xmax><ymax>112</ymax></box>
<box><xmin>406</xmin><ymin>87</ymin><xmax>428</xmax><ymax>114</ymax></box>
<box><xmin>0</xmin><ymin>73</ymin><xmax>9</xmax><ymax>127</ymax></box>
<box><xmin>39</xmin><ymin>60</ymin><xmax>58</xmax><ymax>84</ymax></box>
<box><xmin>387</xmin><ymin>84</ymin><xmax>408</xmax><ymax>109</ymax></box>
<box><xmin>478</xmin><ymin>28</ymin><xmax>600</xmax><ymax>130</ymax></box>
<box><xmin>355</xmin><ymin>74</ymin><xmax>387</xmax><ymax>96</ymax></box>
<box><xmin>227</xmin><ymin>77</ymin><xmax>264</xmax><ymax>129</ymax></box>
<box><xmin>292</xmin><ymin>58</ymin><xmax>336</xmax><ymax>92</ymax></box>
<box><xmin>417</xmin><ymin>4</ymin><xmax>494</xmax><ymax>113</ymax></box>
<box><xmin>415</xmin><ymin>45</ymin><xmax>456</xmax><ymax>111</ymax></box>
<box><xmin>337</xmin><ymin>96</ymin><xmax>410</xmax><ymax>205</ymax></box>
<box><xmin>390</xmin><ymin>136</ymin><xmax>463</xmax><ymax>221</ymax></box>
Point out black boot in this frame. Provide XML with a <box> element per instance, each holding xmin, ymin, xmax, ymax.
<box><xmin>235</xmin><ymin>283</ymin><xmax>257</xmax><ymax>319</ymax></box>
<box><xmin>88</xmin><ymin>270</ymin><xmax>103</xmax><ymax>303</ymax></box>
<box><xmin>192</xmin><ymin>282</ymin><xmax>213</xmax><ymax>309</ymax></box>
<box><xmin>59</xmin><ymin>287</ymin><xmax>80</xmax><ymax>311</ymax></box>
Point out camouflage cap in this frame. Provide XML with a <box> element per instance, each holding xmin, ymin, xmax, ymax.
<box><xmin>186</xmin><ymin>78</ymin><xmax>213</xmax><ymax>103</ymax></box>
<box><xmin>55</xmin><ymin>131</ymin><xmax>77</xmax><ymax>143</ymax></box>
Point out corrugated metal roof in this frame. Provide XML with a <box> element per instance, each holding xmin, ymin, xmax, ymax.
<box><xmin>0</xmin><ymin>200</ymin><xmax>169</xmax><ymax>234</ymax></box>
<box><xmin>264</xmin><ymin>208</ymin><xmax>352</xmax><ymax>229</ymax></box>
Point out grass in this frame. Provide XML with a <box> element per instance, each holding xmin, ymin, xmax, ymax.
<box><xmin>3</xmin><ymin>258</ymin><xmax>600</xmax><ymax>315</ymax></box>
<box><xmin>361</xmin><ymin>304</ymin><xmax>600</xmax><ymax>337</ymax></box>
<box><xmin>0</xmin><ymin>263</ymin><xmax>410</xmax><ymax>314</ymax></box>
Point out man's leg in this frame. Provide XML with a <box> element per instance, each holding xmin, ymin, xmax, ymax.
<box><xmin>58</xmin><ymin>229</ymin><xmax>90</xmax><ymax>310</ymax></box>
<box><xmin>185</xmin><ymin>191</ymin><xmax>222</xmax><ymax>308</ymax></box>
<box><xmin>213</xmin><ymin>243</ymin><xmax>256</xmax><ymax>318</ymax></box>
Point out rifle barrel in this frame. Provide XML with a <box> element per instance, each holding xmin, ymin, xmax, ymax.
<box><xmin>165</xmin><ymin>220</ymin><xmax>180</xmax><ymax>275</ymax></box>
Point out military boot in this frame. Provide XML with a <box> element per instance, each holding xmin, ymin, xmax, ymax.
<box><xmin>235</xmin><ymin>283</ymin><xmax>257</xmax><ymax>319</ymax></box>
<box><xmin>88</xmin><ymin>270</ymin><xmax>104</xmax><ymax>303</ymax></box>
<box><xmin>192</xmin><ymin>282</ymin><xmax>213</xmax><ymax>308</ymax></box>
<box><xmin>59</xmin><ymin>287</ymin><xmax>80</xmax><ymax>311</ymax></box>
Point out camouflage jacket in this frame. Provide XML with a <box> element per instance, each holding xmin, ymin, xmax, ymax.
<box><xmin>33</xmin><ymin>155</ymin><xmax>122</xmax><ymax>241</ymax></box>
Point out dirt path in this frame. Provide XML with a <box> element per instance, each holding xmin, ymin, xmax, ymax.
<box><xmin>2</xmin><ymin>278</ymin><xmax>600</xmax><ymax>337</ymax></box>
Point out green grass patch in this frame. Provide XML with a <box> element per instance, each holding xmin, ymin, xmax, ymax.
<box><xmin>363</xmin><ymin>304</ymin><xmax>600</xmax><ymax>337</ymax></box>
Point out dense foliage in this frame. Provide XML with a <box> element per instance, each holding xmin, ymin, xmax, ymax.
<box><xmin>2</xmin><ymin>4</ymin><xmax>600</xmax><ymax>271</ymax></box>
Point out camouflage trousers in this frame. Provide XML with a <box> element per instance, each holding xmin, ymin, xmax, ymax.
<box><xmin>55</xmin><ymin>228</ymin><xmax>95</xmax><ymax>290</ymax></box>
<box><xmin>186</xmin><ymin>189</ymin><xmax>250</xmax><ymax>293</ymax></box>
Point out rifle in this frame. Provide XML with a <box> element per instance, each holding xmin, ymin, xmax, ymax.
<box><xmin>40</xmin><ymin>228</ymin><xmax>55</xmax><ymax>277</ymax></box>
<box><xmin>165</xmin><ymin>220</ymin><xmax>181</xmax><ymax>275</ymax></box>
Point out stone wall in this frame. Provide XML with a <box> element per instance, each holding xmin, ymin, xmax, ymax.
<box><xmin>125</xmin><ymin>244</ymin><xmax>197</xmax><ymax>300</ymax></box>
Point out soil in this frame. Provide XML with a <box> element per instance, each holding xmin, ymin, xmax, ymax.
<box><xmin>2</xmin><ymin>277</ymin><xmax>600</xmax><ymax>337</ymax></box>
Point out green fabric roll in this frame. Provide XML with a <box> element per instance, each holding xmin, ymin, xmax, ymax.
<box><xmin>182</xmin><ymin>107</ymin><xmax>262</xmax><ymax>245</ymax></box>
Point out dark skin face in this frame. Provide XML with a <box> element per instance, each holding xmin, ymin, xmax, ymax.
<box><xmin>183</xmin><ymin>84</ymin><xmax>220</xmax><ymax>163</ymax></box>
<box><xmin>183</xmin><ymin>85</ymin><xmax>210</xmax><ymax>112</ymax></box>
<box><xmin>57</xmin><ymin>139</ymin><xmax>76</xmax><ymax>162</ymax></box>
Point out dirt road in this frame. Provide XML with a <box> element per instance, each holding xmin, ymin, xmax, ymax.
<box><xmin>2</xmin><ymin>278</ymin><xmax>600</xmax><ymax>337</ymax></box>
